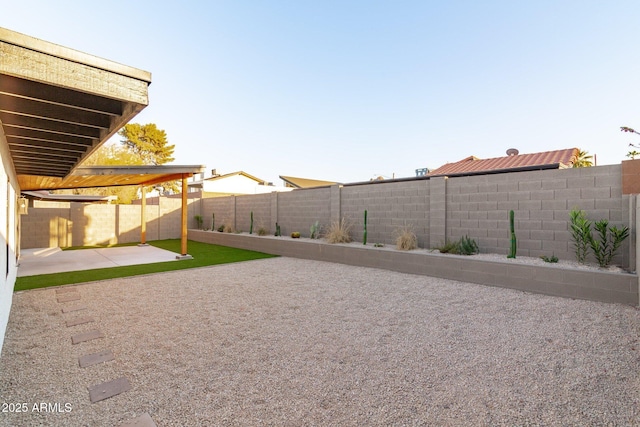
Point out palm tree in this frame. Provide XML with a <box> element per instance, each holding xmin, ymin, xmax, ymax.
<box><xmin>573</xmin><ymin>149</ymin><xmax>594</xmax><ymax>168</ymax></box>
<box><xmin>627</xmin><ymin>150</ymin><xmax>640</xmax><ymax>160</ymax></box>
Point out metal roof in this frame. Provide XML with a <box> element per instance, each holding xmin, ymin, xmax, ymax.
<box><xmin>427</xmin><ymin>148</ymin><xmax>580</xmax><ymax>177</ymax></box>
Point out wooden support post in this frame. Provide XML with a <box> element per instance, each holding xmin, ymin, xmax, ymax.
<box><xmin>140</xmin><ymin>185</ymin><xmax>147</xmax><ymax>245</ymax></box>
<box><xmin>181</xmin><ymin>174</ymin><xmax>188</xmax><ymax>256</ymax></box>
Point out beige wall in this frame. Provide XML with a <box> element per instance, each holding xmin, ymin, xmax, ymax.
<box><xmin>198</xmin><ymin>164</ymin><xmax>635</xmax><ymax>269</ymax></box>
<box><xmin>21</xmin><ymin>197</ymin><xmax>193</xmax><ymax>248</ymax></box>
<box><xmin>20</xmin><ymin>163</ymin><xmax>638</xmax><ymax>269</ymax></box>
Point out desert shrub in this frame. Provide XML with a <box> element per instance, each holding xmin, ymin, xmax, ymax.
<box><xmin>540</xmin><ymin>254</ymin><xmax>559</xmax><ymax>263</ymax></box>
<box><xmin>395</xmin><ymin>226</ymin><xmax>417</xmax><ymax>250</ymax></box>
<box><xmin>435</xmin><ymin>240</ymin><xmax>458</xmax><ymax>254</ymax></box>
<box><xmin>326</xmin><ymin>218</ymin><xmax>352</xmax><ymax>243</ymax></box>
<box><xmin>217</xmin><ymin>224</ymin><xmax>225</xmax><ymax>232</ymax></box>
<box><xmin>257</xmin><ymin>226</ymin><xmax>268</xmax><ymax>236</ymax></box>
<box><xmin>569</xmin><ymin>209</ymin><xmax>591</xmax><ymax>263</ymax></box>
<box><xmin>589</xmin><ymin>219</ymin><xmax>629</xmax><ymax>268</ymax></box>
<box><xmin>456</xmin><ymin>235</ymin><xmax>479</xmax><ymax>255</ymax></box>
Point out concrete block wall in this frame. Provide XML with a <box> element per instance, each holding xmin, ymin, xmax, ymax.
<box><xmin>276</xmin><ymin>188</ymin><xmax>331</xmax><ymax>237</ymax></box>
<box><xmin>22</xmin><ymin>202</ymin><xmax>72</xmax><ymax>248</ymax></box>
<box><xmin>235</xmin><ymin>193</ymin><xmax>272</xmax><ymax>233</ymax></box>
<box><xmin>189</xmin><ymin>230</ymin><xmax>639</xmax><ymax>305</ymax></box>
<box><xmin>341</xmin><ymin>180</ymin><xmax>430</xmax><ymax>247</ymax></box>
<box><xmin>21</xmin><ymin>164</ymin><xmax>635</xmax><ymax>271</ymax></box>
<box><xmin>445</xmin><ymin>165</ymin><xmax>629</xmax><ymax>266</ymax></box>
<box><xmin>195</xmin><ymin>164</ymin><xmax>633</xmax><ymax>269</ymax></box>
<box><xmin>202</xmin><ymin>196</ymin><xmax>235</xmax><ymax>231</ymax></box>
<box><xmin>21</xmin><ymin>198</ymin><xmax>192</xmax><ymax>248</ymax></box>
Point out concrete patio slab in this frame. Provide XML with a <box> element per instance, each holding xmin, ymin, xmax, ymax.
<box><xmin>18</xmin><ymin>245</ymin><xmax>181</xmax><ymax>277</ymax></box>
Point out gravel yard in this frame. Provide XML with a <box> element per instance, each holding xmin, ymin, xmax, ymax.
<box><xmin>0</xmin><ymin>257</ymin><xmax>638</xmax><ymax>426</ymax></box>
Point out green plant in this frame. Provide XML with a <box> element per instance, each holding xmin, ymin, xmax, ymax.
<box><xmin>456</xmin><ymin>235</ymin><xmax>479</xmax><ymax>256</ymax></box>
<box><xmin>211</xmin><ymin>212</ymin><xmax>215</xmax><ymax>232</ymax></box>
<box><xmin>258</xmin><ymin>226</ymin><xmax>268</xmax><ymax>236</ymax></box>
<box><xmin>374</xmin><ymin>243</ymin><xmax>384</xmax><ymax>247</ymax></box>
<box><xmin>435</xmin><ymin>240</ymin><xmax>458</xmax><ymax>254</ymax></box>
<box><xmin>310</xmin><ymin>221</ymin><xmax>320</xmax><ymax>239</ymax></box>
<box><xmin>589</xmin><ymin>219</ymin><xmax>629</xmax><ymax>268</ymax></box>
<box><xmin>363</xmin><ymin>210</ymin><xmax>368</xmax><ymax>245</ymax></box>
<box><xmin>250</xmin><ymin>211</ymin><xmax>254</xmax><ymax>234</ymax></box>
<box><xmin>540</xmin><ymin>254</ymin><xmax>559</xmax><ymax>263</ymax></box>
<box><xmin>291</xmin><ymin>231</ymin><xmax>301</xmax><ymax>238</ymax></box>
<box><xmin>507</xmin><ymin>210</ymin><xmax>516</xmax><ymax>259</ymax></box>
<box><xmin>569</xmin><ymin>209</ymin><xmax>591</xmax><ymax>263</ymax></box>
<box><xmin>217</xmin><ymin>224</ymin><xmax>225</xmax><ymax>232</ymax></box>
<box><xmin>194</xmin><ymin>215</ymin><xmax>203</xmax><ymax>229</ymax></box>
<box><xmin>275</xmin><ymin>222</ymin><xmax>281</xmax><ymax>237</ymax></box>
<box><xmin>395</xmin><ymin>226</ymin><xmax>417</xmax><ymax>251</ymax></box>
<box><xmin>326</xmin><ymin>218</ymin><xmax>352</xmax><ymax>243</ymax></box>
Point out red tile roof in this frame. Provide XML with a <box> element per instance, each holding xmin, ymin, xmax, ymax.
<box><xmin>427</xmin><ymin>148</ymin><xmax>579</xmax><ymax>177</ymax></box>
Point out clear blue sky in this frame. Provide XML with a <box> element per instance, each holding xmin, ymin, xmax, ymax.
<box><xmin>3</xmin><ymin>1</ymin><xmax>640</xmax><ymax>184</ymax></box>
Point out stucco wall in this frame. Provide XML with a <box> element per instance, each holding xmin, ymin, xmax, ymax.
<box><xmin>0</xmin><ymin>124</ymin><xmax>19</xmax><ymax>355</ymax></box>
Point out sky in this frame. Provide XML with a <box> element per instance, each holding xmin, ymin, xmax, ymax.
<box><xmin>3</xmin><ymin>1</ymin><xmax>640</xmax><ymax>185</ymax></box>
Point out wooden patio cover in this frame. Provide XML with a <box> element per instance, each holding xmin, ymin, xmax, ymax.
<box><xmin>0</xmin><ymin>27</ymin><xmax>204</xmax><ymax>256</ymax></box>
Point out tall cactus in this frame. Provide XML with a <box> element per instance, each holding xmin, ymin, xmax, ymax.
<box><xmin>212</xmin><ymin>212</ymin><xmax>215</xmax><ymax>232</ymax></box>
<box><xmin>250</xmin><ymin>211</ymin><xmax>254</xmax><ymax>234</ymax></box>
<box><xmin>507</xmin><ymin>210</ymin><xmax>517</xmax><ymax>258</ymax></box>
<box><xmin>363</xmin><ymin>210</ymin><xmax>368</xmax><ymax>245</ymax></box>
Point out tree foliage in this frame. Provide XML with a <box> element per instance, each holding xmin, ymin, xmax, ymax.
<box><xmin>118</xmin><ymin>123</ymin><xmax>175</xmax><ymax>165</ymax></box>
<box><xmin>573</xmin><ymin>149</ymin><xmax>594</xmax><ymax>168</ymax></box>
<box><xmin>58</xmin><ymin>144</ymin><xmax>143</xmax><ymax>203</ymax></box>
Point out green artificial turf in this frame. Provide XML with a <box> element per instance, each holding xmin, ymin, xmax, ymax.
<box><xmin>15</xmin><ymin>239</ymin><xmax>276</xmax><ymax>291</ymax></box>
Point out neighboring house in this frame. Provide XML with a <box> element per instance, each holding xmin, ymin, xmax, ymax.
<box><xmin>427</xmin><ymin>148</ymin><xmax>579</xmax><ymax>177</ymax></box>
<box><xmin>279</xmin><ymin>175</ymin><xmax>339</xmax><ymax>189</ymax></box>
<box><xmin>189</xmin><ymin>171</ymin><xmax>293</xmax><ymax>196</ymax></box>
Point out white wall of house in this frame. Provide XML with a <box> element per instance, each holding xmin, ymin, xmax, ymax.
<box><xmin>0</xmin><ymin>123</ymin><xmax>19</xmax><ymax>354</ymax></box>
<box><xmin>202</xmin><ymin>174</ymin><xmax>293</xmax><ymax>195</ymax></box>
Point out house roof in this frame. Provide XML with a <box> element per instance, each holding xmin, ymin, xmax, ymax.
<box><xmin>205</xmin><ymin>171</ymin><xmax>266</xmax><ymax>183</ymax></box>
<box><xmin>427</xmin><ymin>148</ymin><xmax>580</xmax><ymax>177</ymax></box>
<box><xmin>188</xmin><ymin>171</ymin><xmax>267</xmax><ymax>190</ymax></box>
<box><xmin>279</xmin><ymin>175</ymin><xmax>338</xmax><ymax>189</ymax></box>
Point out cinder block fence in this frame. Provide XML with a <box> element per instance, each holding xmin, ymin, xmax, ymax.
<box><xmin>200</xmin><ymin>163</ymin><xmax>638</xmax><ymax>270</ymax></box>
<box><xmin>21</xmin><ymin>162</ymin><xmax>640</xmax><ymax>269</ymax></box>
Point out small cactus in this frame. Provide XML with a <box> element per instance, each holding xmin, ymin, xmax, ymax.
<box><xmin>275</xmin><ymin>222</ymin><xmax>281</xmax><ymax>237</ymax></box>
<box><xmin>507</xmin><ymin>210</ymin><xmax>516</xmax><ymax>258</ymax></box>
<box><xmin>310</xmin><ymin>221</ymin><xmax>320</xmax><ymax>239</ymax></box>
<box><xmin>363</xmin><ymin>210</ymin><xmax>368</xmax><ymax>245</ymax></box>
